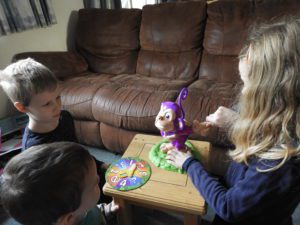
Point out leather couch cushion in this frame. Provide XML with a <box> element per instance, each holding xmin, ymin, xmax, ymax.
<box><xmin>92</xmin><ymin>74</ymin><xmax>192</xmax><ymax>132</ymax></box>
<box><xmin>204</xmin><ymin>0</ymin><xmax>300</xmax><ymax>56</ymax></box>
<box><xmin>100</xmin><ymin>123</ymin><xmax>137</xmax><ymax>154</ymax></box>
<box><xmin>61</xmin><ymin>73</ymin><xmax>115</xmax><ymax>120</ymax></box>
<box><xmin>199</xmin><ymin>52</ymin><xmax>240</xmax><ymax>83</ymax></box>
<box><xmin>13</xmin><ymin>52</ymin><xmax>88</xmax><ymax>79</ymax></box>
<box><xmin>192</xmin><ymin>0</ymin><xmax>300</xmax><ymax>147</ymax></box>
<box><xmin>74</xmin><ymin>120</ymin><xmax>104</xmax><ymax>148</ymax></box>
<box><xmin>183</xmin><ymin>79</ymin><xmax>241</xmax><ymax>146</ymax></box>
<box><xmin>196</xmin><ymin>52</ymin><xmax>241</xmax><ymax>144</ymax></box>
<box><xmin>76</xmin><ymin>8</ymin><xmax>142</xmax><ymax>74</ymax></box>
<box><xmin>137</xmin><ymin>1</ymin><xmax>206</xmax><ymax>80</ymax></box>
<box><xmin>184</xmin><ymin>79</ymin><xmax>241</xmax><ymax>125</ymax></box>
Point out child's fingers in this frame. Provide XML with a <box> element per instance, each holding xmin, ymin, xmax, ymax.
<box><xmin>165</xmin><ymin>145</ymin><xmax>175</xmax><ymax>151</ymax></box>
<box><xmin>165</xmin><ymin>154</ymin><xmax>174</xmax><ymax>161</ymax></box>
<box><xmin>111</xmin><ymin>203</ymin><xmax>119</xmax><ymax>212</ymax></box>
<box><xmin>194</xmin><ymin>120</ymin><xmax>213</xmax><ymax>129</ymax></box>
<box><xmin>206</xmin><ymin>114</ymin><xmax>216</xmax><ymax>124</ymax></box>
<box><xmin>167</xmin><ymin>159</ymin><xmax>176</xmax><ymax>167</ymax></box>
<box><xmin>193</xmin><ymin>119</ymin><xmax>200</xmax><ymax>124</ymax></box>
<box><xmin>161</xmin><ymin>144</ymin><xmax>175</xmax><ymax>153</ymax></box>
<box><xmin>167</xmin><ymin>150</ymin><xmax>178</xmax><ymax>157</ymax></box>
<box><xmin>166</xmin><ymin>159</ymin><xmax>176</xmax><ymax>167</ymax></box>
<box><xmin>201</xmin><ymin>121</ymin><xmax>213</xmax><ymax>128</ymax></box>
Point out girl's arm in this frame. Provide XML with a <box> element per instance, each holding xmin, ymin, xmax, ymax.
<box><xmin>167</xmin><ymin>150</ymin><xmax>295</xmax><ymax>222</ymax></box>
<box><xmin>183</xmin><ymin>158</ymin><xmax>293</xmax><ymax>222</ymax></box>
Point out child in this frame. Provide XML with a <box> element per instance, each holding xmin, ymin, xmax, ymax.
<box><xmin>0</xmin><ymin>58</ymin><xmax>75</xmax><ymax>150</ymax></box>
<box><xmin>0</xmin><ymin>58</ymin><xmax>110</xmax><ymax>203</ymax></box>
<box><xmin>166</xmin><ymin>16</ymin><xmax>300</xmax><ymax>225</ymax></box>
<box><xmin>0</xmin><ymin>142</ymin><xmax>118</xmax><ymax>225</ymax></box>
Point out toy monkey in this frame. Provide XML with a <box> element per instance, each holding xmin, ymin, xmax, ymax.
<box><xmin>155</xmin><ymin>88</ymin><xmax>192</xmax><ymax>153</ymax></box>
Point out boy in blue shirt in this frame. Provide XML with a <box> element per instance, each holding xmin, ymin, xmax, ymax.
<box><xmin>0</xmin><ymin>142</ymin><xmax>118</xmax><ymax>225</ymax></box>
<box><xmin>0</xmin><ymin>58</ymin><xmax>78</xmax><ymax>150</ymax></box>
<box><xmin>0</xmin><ymin>58</ymin><xmax>110</xmax><ymax>203</ymax></box>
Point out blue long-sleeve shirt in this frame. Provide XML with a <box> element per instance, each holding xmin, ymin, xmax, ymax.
<box><xmin>22</xmin><ymin>110</ymin><xmax>77</xmax><ymax>150</ymax></box>
<box><xmin>20</xmin><ymin>110</ymin><xmax>109</xmax><ymax>204</ymax></box>
<box><xmin>183</xmin><ymin>156</ymin><xmax>300</xmax><ymax>225</ymax></box>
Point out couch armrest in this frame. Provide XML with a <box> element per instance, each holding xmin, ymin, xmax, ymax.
<box><xmin>13</xmin><ymin>51</ymin><xmax>88</xmax><ymax>79</ymax></box>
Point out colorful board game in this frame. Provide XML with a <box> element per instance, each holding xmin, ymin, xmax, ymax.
<box><xmin>105</xmin><ymin>157</ymin><xmax>151</xmax><ymax>191</ymax></box>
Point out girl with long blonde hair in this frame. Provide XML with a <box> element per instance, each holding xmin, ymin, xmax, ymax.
<box><xmin>166</xmin><ymin>16</ymin><xmax>300</xmax><ymax>225</ymax></box>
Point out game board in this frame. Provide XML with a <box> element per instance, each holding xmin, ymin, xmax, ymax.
<box><xmin>105</xmin><ymin>157</ymin><xmax>151</xmax><ymax>191</ymax></box>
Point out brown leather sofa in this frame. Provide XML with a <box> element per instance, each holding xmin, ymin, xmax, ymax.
<box><xmin>14</xmin><ymin>0</ymin><xmax>300</xmax><ymax>174</ymax></box>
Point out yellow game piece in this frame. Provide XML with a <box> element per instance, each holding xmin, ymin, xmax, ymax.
<box><xmin>127</xmin><ymin>163</ymin><xmax>137</xmax><ymax>177</ymax></box>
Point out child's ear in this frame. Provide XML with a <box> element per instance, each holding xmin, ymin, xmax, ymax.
<box><xmin>56</xmin><ymin>213</ymin><xmax>74</xmax><ymax>225</ymax></box>
<box><xmin>14</xmin><ymin>102</ymin><xmax>27</xmax><ymax>113</ymax></box>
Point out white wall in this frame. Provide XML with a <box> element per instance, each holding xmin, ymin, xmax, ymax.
<box><xmin>0</xmin><ymin>0</ymin><xmax>84</xmax><ymax>119</ymax></box>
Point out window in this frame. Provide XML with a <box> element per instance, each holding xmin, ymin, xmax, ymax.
<box><xmin>0</xmin><ymin>0</ymin><xmax>56</xmax><ymax>36</ymax></box>
<box><xmin>83</xmin><ymin>0</ymin><xmax>164</xmax><ymax>9</ymax></box>
<box><xmin>121</xmin><ymin>0</ymin><xmax>160</xmax><ymax>9</ymax></box>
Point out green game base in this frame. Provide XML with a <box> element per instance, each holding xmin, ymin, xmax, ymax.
<box><xmin>149</xmin><ymin>139</ymin><xmax>200</xmax><ymax>174</ymax></box>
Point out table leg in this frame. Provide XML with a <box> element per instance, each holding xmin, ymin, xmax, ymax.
<box><xmin>114</xmin><ymin>198</ymin><xmax>132</xmax><ymax>225</ymax></box>
<box><xmin>184</xmin><ymin>213</ymin><xmax>198</xmax><ymax>225</ymax></box>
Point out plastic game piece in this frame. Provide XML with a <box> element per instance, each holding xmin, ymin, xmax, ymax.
<box><xmin>149</xmin><ymin>87</ymin><xmax>200</xmax><ymax>173</ymax></box>
<box><xmin>154</xmin><ymin>87</ymin><xmax>192</xmax><ymax>152</ymax></box>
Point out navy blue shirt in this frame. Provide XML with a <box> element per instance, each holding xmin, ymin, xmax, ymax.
<box><xmin>22</xmin><ymin>110</ymin><xmax>77</xmax><ymax>150</ymax></box>
<box><xmin>21</xmin><ymin>110</ymin><xmax>109</xmax><ymax>203</ymax></box>
<box><xmin>183</xmin><ymin>156</ymin><xmax>300</xmax><ymax>225</ymax></box>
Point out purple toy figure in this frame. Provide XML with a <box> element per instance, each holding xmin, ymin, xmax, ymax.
<box><xmin>155</xmin><ymin>88</ymin><xmax>192</xmax><ymax>153</ymax></box>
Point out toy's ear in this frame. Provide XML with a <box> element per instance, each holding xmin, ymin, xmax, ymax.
<box><xmin>14</xmin><ymin>102</ymin><xmax>27</xmax><ymax>113</ymax></box>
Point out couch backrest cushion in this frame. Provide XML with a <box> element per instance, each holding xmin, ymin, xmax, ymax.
<box><xmin>76</xmin><ymin>8</ymin><xmax>141</xmax><ymax>74</ymax></box>
<box><xmin>13</xmin><ymin>52</ymin><xmax>88</xmax><ymax>80</ymax></box>
<box><xmin>137</xmin><ymin>1</ymin><xmax>207</xmax><ymax>80</ymax></box>
<box><xmin>204</xmin><ymin>0</ymin><xmax>300</xmax><ymax>56</ymax></box>
<box><xmin>200</xmin><ymin>0</ymin><xmax>300</xmax><ymax>82</ymax></box>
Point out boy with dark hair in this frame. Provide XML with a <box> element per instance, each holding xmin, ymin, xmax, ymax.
<box><xmin>0</xmin><ymin>142</ymin><xmax>118</xmax><ymax>225</ymax></box>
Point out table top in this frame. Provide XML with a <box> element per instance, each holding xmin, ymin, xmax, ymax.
<box><xmin>103</xmin><ymin>134</ymin><xmax>210</xmax><ymax>215</ymax></box>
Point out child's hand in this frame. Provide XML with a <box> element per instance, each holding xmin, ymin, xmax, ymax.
<box><xmin>104</xmin><ymin>200</ymin><xmax>119</xmax><ymax>217</ymax></box>
<box><xmin>160</xmin><ymin>142</ymin><xmax>173</xmax><ymax>153</ymax></box>
<box><xmin>106</xmin><ymin>200</ymin><xmax>119</xmax><ymax>213</ymax></box>
<box><xmin>166</xmin><ymin>149</ymin><xmax>193</xmax><ymax>169</ymax></box>
<box><xmin>192</xmin><ymin>120</ymin><xmax>214</xmax><ymax>136</ymax></box>
<box><xmin>206</xmin><ymin>106</ymin><xmax>238</xmax><ymax>128</ymax></box>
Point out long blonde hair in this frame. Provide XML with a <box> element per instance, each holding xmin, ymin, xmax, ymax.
<box><xmin>230</xmin><ymin>16</ymin><xmax>300</xmax><ymax>171</ymax></box>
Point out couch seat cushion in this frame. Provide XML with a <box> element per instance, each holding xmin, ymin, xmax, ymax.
<box><xmin>61</xmin><ymin>73</ymin><xmax>114</xmax><ymax>120</ymax></box>
<box><xmin>92</xmin><ymin>74</ymin><xmax>192</xmax><ymax>132</ymax></box>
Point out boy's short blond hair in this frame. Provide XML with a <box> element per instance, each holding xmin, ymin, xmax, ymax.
<box><xmin>0</xmin><ymin>58</ymin><xmax>58</xmax><ymax>106</ymax></box>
